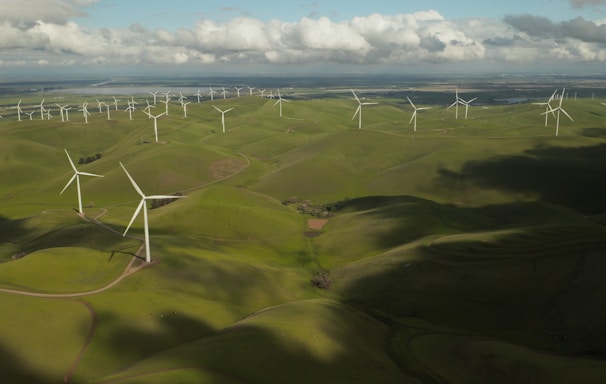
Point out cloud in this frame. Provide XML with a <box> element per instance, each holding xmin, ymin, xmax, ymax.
<box><xmin>1</xmin><ymin>6</ymin><xmax>606</xmax><ymax>71</ymax></box>
<box><xmin>1</xmin><ymin>0</ymin><xmax>97</xmax><ymax>26</ymax></box>
<box><xmin>505</xmin><ymin>14</ymin><xmax>606</xmax><ymax>43</ymax></box>
<box><xmin>570</xmin><ymin>0</ymin><xmax>606</xmax><ymax>8</ymax></box>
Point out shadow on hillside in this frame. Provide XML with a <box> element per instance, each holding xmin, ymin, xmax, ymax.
<box><xmin>436</xmin><ymin>143</ymin><xmax>606</xmax><ymax>215</ymax></box>
<box><xmin>0</xmin><ymin>343</ymin><xmax>53</xmax><ymax>383</ymax></box>
<box><xmin>334</xmin><ymin>213</ymin><xmax>606</xmax><ymax>357</ymax></box>
<box><xmin>0</xmin><ymin>215</ymin><xmax>32</xmax><ymax>261</ymax></box>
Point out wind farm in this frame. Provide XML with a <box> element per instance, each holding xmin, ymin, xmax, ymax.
<box><xmin>1</xmin><ymin>73</ymin><xmax>606</xmax><ymax>384</ymax></box>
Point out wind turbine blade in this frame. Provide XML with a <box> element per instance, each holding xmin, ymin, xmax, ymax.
<box><xmin>225</xmin><ymin>108</ymin><xmax>234</xmax><ymax>113</ymax></box>
<box><xmin>352</xmin><ymin>105</ymin><xmax>361</xmax><ymax>119</ymax></box>
<box><xmin>212</xmin><ymin>105</ymin><xmax>222</xmax><ymax>113</ymax></box>
<box><xmin>120</xmin><ymin>162</ymin><xmax>145</xmax><ymax>198</ymax></box>
<box><xmin>406</xmin><ymin>97</ymin><xmax>416</xmax><ymax>109</ymax></box>
<box><xmin>351</xmin><ymin>89</ymin><xmax>360</xmax><ymax>103</ymax></box>
<box><xmin>468</xmin><ymin>97</ymin><xmax>477</xmax><ymax>103</ymax></box>
<box><xmin>64</xmin><ymin>149</ymin><xmax>78</xmax><ymax>172</ymax></box>
<box><xmin>60</xmin><ymin>174</ymin><xmax>77</xmax><ymax>195</ymax></box>
<box><xmin>409</xmin><ymin>111</ymin><xmax>416</xmax><ymax>124</ymax></box>
<box><xmin>447</xmin><ymin>101</ymin><xmax>457</xmax><ymax>110</ymax></box>
<box><xmin>147</xmin><ymin>195</ymin><xmax>187</xmax><ymax>200</ymax></box>
<box><xmin>560</xmin><ymin>108</ymin><xmax>574</xmax><ymax>122</ymax></box>
<box><xmin>79</xmin><ymin>172</ymin><xmax>104</xmax><ymax>178</ymax></box>
<box><xmin>123</xmin><ymin>199</ymin><xmax>145</xmax><ymax>236</ymax></box>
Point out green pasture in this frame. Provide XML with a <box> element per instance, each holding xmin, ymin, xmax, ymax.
<box><xmin>1</xmin><ymin>87</ymin><xmax>606</xmax><ymax>383</ymax></box>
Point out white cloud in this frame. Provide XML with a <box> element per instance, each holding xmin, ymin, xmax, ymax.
<box><xmin>1</xmin><ymin>6</ymin><xmax>606</xmax><ymax>71</ymax></box>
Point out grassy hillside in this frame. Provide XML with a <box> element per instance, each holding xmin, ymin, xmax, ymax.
<box><xmin>1</xmin><ymin>89</ymin><xmax>606</xmax><ymax>383</ymax></box>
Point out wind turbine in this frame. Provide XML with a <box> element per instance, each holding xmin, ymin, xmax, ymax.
<box><xmin>542</xmin><ymin>88</ymin><xmax>573</xmax><ymax>136</ymax></box>
<box><xmin>208</xmin><ymin>87</ymin><xmax>217</xmax><ymax>101</ymax></box>
<box><xmin>533</xmin><ymin>89</ymin><xmax>558</xmax><ymax>127</ymax></box>
<box><xmin>258</xmin><ymin>89</ymin><xmax>267</xmax><ymax>98</ymax></box>
<box><xmin>221</xmin><ymin>87</ymin><xmax>229</xmax><ymax>99</ymax></box>
<box><xmin>11</xmin><ymin>100</ymin><xmax>23</xmax><ymax>121</ymax></box>
<box><xmin>96</xmin><ymin>99</ymin><xmax>104</xmax><ymax>113</ymax></box>
<box><xmin>112</xmin><ymin>96</ymin><xmax>121</xmax><ymax>110</ymax></box>
<box><xmin>182</xmin><ymin>101</ymin><xmax>191</xmax><ymax>118</ymax></box>
<box><xmin>247</xmin><ymin>86</ymin><xmax>255</xmax><ymax>96</ymax></box>
<box><xmin>125</xmin><ymin>101</ymin><xmax>136</xmax><ymax>120</ymax></box>
<box><xmin>25</xmin><ymin>111</ymin><xmax>35</xmax><ymax>120</ymax></box>
<box><xmin>149</xmin><ymin>91</ymin><xmax>159</xmax><ymax>105</ymax></box>
<box><xmin>120</xmin><ymin>162</ymin><xmax>186</xmax><ymax>263</ymax></box>
<box><xmin>102</xmin><ymin>102</ymin><xmax>111</xmax><ymax>120</ymax></box>
<box><xmin>161</xmin><ymin>90</ymin><xmax>172</xmax><ymax>114</ymax></box>
<box><xmin>79</xmin><ymin>102</ymin><xmax>91</xmax><ymax>124</ymax></box>
<box><xmin>212</xmin><ymin>105</ymin><xmax>234</xmax><ymax>133</ymax></box>
<box><xmin>235</xmin><ymin>87</ymin><xmax>243</xmax><ymax>97</ymax></box>
<box><xmin>144</xmin><ymin>110</ymin><xmax>166</xmax><ymax>142</ymax></box>
<box><xmin>178</xmin><ymin>91</ymin><xmax>186</xmax><ymax>106</ymax></box>
<box><xmin>273</xmin><ymin>89</ymin><xmax>290</xmax><ymax>117</ymax></box>
<box><xmin>447</xmin><ymin>89</ymin><xmax>464</xmax><ymax>119</ymax></box>
<box><xmin>351</xmin><ymin>89</ymin><xmax>378</xmax><ymax>129</ymax></box>
<box><xmin>60</xmin><ymin>149</ymin><xmax>103</xmax><ymax>215</ymax></box>
<box><xmin>195</xmin><ymin>89</ymin><xmax>203</xmax><ymax>103</ymax></box>
<box><xmin>459</xmin><ymin>96</ymin><xmax>477</xmax><ymax>119</ymax></box>
<box><xmin>406</xmin><ymin>97</ymin><xmax>432</xmax><ymax>132</ymax></box>
<box><xmin>160</xmin><ymin>95</ymin><xmax>171</xmax><ymax>115</ymax></box>
<box><xmin>45</xmin><ymin>108</ymin><xmax>52</xmax><ymax>120</ymax></box>
<box><xmin>55</xmin><ymin>104</ymin><xmax>71</xmax><ymax>122</ymax></box>
<box><xmin>36</xmin><ymin>99</ymin><xmax>46</xmax><ymax>120</ymax></box>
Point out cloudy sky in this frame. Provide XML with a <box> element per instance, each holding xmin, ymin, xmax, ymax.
<box><xmin>2</xmin><ymin>0</ymin><xmax>606</xmax><ymax>76</ymax></box>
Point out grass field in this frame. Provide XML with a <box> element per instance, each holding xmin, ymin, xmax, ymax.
<box><xmin>1</xmin><ymin>83</ymin><xmax>606</xmax><ymax>383</ymax></box>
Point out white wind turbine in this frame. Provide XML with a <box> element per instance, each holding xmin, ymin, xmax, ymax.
<box><xmin>112</xmin><ymin>96</ymin><xmax>121</xmax><ymax>110</ymax></box>
<box><xmin>406</xmin><ymin>97</ymin><xmax>432</xmax><ymax>132</ymax></box>
<box><xmin>149</xmin><ymin>91</ymin><xmax>159</xmax><ymax>105</ymax></box>
<box><xmin>55</xmin><ymin>104</ymin><xmax>71</xmax><ymax>122</ymax></box>
<box><xmin>533</xmin><ymin>89</ymin><xmax>558</xmax><ymax>127</ymax></box>
<box><xmin>36</xmin><ymin>99</ymin><xmax>46</xmax><ymax>120</ymax></box>
<box><xmin>209</xmin><ymin>87</ymin><xmax>217</xmax><ymax>101</ymax></box>
<box><xmin>11</xmin><ymin>100</ymin><xmax>23</xmax><ymax>121</ymax></box>
<box><xmin>96</xmin><ymin>99</ymin><xmax>104</xmax><ymax>113</ymax></box>
<box><xmin>182</xmin><ymin>101</ymin><xmax>191</xmax><ymax>118</ymax></box>
<box><xmin>258</xmin><ymin>89</ymin><xmax>267</xmax><ymax>98</ymax></box>
<box><xmin>60</xmin><ymin>149</ymin><xmax>103</xmax><ymax>215</ymax></box>
<box><xmin>247</xmin><ymin>86</ymin><xmax>255</xmax><ymax>96</ymax></box>
<box><xmin>459</xmin><ymin>95</ymin><xmax>477</xmax><ymax>119</ymax></box>
<box><xmin>79</xmin><ymin>102</ymin><xmax>91</xmax><ymax>124</ymax></box>
<box><xmin>25</xmin><ymin>111</ymin><xmax>35</xmax><ymax>120</ymax></box>
<box><xmin>102</xmin><ymin>102</ymin><xmax>111</xmax><ymax>120</ymax></box>
<box><xmin>178</xmin><ymin>91</ymin><xmax>186</xmax><ymax>106</ymax></box>
<box><xmin>120</xmin><ymin>162</ymin><xmax>186</xmax><ymax>263</ymax></box>
<box><xmin>351</xmin><ymin>89</ymin><xmax>378</xmax><ymax>129</ymax></box>
<box><xmin>542</xmin><ymin>88</ymin><xmax>573</xmax><ymax>136</ymax></box>
<box><xmin>212</xmin><ymin>105</ymin><xmax>234</xmax><ymax>133</ymax></box>
<box><xmin>195</xmin><ymin>89</ymin><xmax>203</xmax><ymax>103</ymax></box>
<box><xmin>221</xmin><ymin>87</ymin><xmax>229</xmax><ymax>99</ymax></box>
<box><xmin>160</xmin><ymin>95</ymin><xmax>171</xmax><ymax>115</ymax></box>
<box><xmin>45</xmin><ymin>108</ymin><xmax>52</xmax><ymax>120</ymax></box>
<box><xmin>273</xmin><ymin>89</ymin><xmax>290</xmax><ymax>117</ymax></box>
<box><xmin>125</xmin><ymin>101</ymin><xmax>136</xmax><ymax>120</ymax></box>
<box><xmin>144</xmin><ymin>110</ymin><xmax>166</xmax><ymax>142</ymax></box>
<box><xmin>447</xmin><ymin>88</ymin><xmax>464</xmax><ymax>119</ymax></box>
<box><xmin>235</xmin><ymin>87</ymin><xmax>243</xmax><ymax>97</ymax></box>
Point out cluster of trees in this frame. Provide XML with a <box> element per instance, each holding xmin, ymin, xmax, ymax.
<box><xmin>150</xmin><ymin>192</ymin><xmax>183</xmax><ymax>209</ymax></box>
<box><xmin>282</xmin><ymin>196</ymin><xmax>343</xmax><ymax>218</ymax></box>
<box><xmin>78</xmin><ymin>153</ymin><xmax>102</xmax><ymax>164</ymax></box>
